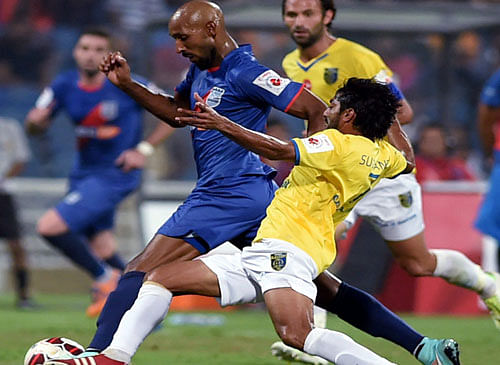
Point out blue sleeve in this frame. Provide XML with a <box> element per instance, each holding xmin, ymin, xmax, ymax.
<box><xmin>229</xmin><ymin>63</ymin><xmax>304</xmax><ymax>112</ymax></box>
<box><xmin>480</xmin><ymin>70</ymin><xmax>500</xmax><ymax>107</ymax></box>
<box><xmin>175</xmin><ymin>65</ymin><xmax>196</xmax><ymax>98</ymax></box>
<box><xmin>291</xmin><ymin>139</ymin><xmax>300</xmax><ymax>165</ymax></box>
<box><xmin>387</xmin><ymin>82</ymin><xmax>404</xmax><ymax>101</ymax></box>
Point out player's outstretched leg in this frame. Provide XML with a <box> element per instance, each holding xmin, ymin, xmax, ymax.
<box><xmin>430</xmin><ymin>249</ymin><xmax>500</xmax><ymax>330</ymax></box>
<box><xmin>483</xmin><ymin>272</ymin><xmax>500</xmax><ymax>330</ymax></box>
<box><xmin>414</xmin><ymin>338</ymin><xmax>460</xmax><ymax>365</ymax></box>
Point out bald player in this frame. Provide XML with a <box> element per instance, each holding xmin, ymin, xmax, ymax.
<box><xmin>46</xmin><ymin>4</ymin><xmax>461</xmax><ymax>365</ymax></box>
<box><xmin>80</xmin><ymin>0</ymin><xmax>327</xmax><ymax>354</ymax></box>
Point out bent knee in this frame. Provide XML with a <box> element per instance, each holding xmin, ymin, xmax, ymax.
<box><xmin>37</xmin><ymin>211</ymin><xmax>68</xmax><ymax>236</ymax></box>
<box><xmin>397</xmin><ymin>257</ymin><xmax>434</xmax><ymax>277</ymax></box>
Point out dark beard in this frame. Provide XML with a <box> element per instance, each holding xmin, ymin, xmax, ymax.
<box><xmin>195</xmin><ymin>47</ymin><xmax>217</xmax><ymax>70</ymax></box>
<box><xmin>83</xmin><ymin>68</ymin><xmax>99</xmax><ymax>78</ymax></box>
<box><xmin>291</xmin><ymin>30</ymin><xmax>322</xmax><ymax>49</ymax></box>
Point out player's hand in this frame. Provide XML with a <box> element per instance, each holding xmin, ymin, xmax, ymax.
<box><xmin>115</xmin><ymin>149</ymin><xmax>147</xmax><ymax>172</ymax></box>
<box><xmin>100</xmin><ymin>51</ymin><xmax>132</xmax><ymax>88</ymax></box>
<box><xmin>175</xmin><ymin>92</ymin><xmax>229</xmax><ymax>130</ymax></box>
<box><xmin>25</xmin><ymin>107</ymin><xmax>52</xmax><ymax>134</ymax></box>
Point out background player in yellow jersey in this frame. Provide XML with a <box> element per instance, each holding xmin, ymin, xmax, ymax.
<box><xmin>50</xmin><ymin>78</ymin><xmax>435</xmax><ymax>365</ymax></box>
<box><xmin>277</xmin><ymin>2</ymin><xmax>500</xmax><ymax>362</ymax></box>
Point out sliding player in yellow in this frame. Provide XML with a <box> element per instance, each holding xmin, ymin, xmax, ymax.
<box><xmin>277</xmin><ymin>1</ymin><xmax>500</xmax><ymax>363</ymax></box>
<box><xmin>48</xmin><ymin>78</ymin><xmax>458</xmax><ymax>365</ymax></box>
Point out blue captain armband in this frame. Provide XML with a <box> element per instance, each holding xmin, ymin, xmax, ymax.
<box><xmin>291</xmin><ymin>139</ymin><xmax>300</xmax><ymax>165</ymax></box>
<box><xmin>387</xmin><ymin>82</ymin><xmax>404</xmax><ymax>101</ymax></box>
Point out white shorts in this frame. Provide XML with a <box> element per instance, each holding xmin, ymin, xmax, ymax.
<box><xmin>200</xmin><ymin>239</ymin><xmax>319</xmax><ymax>305</ymax></box>
<box><xmin>344</xmin><ymin>173</ymin><xmax>425</xmax><ymax>241</ymax></box>
<box><xmin>199</xmin><ymin>249</ymin><xmax>263</xmax><ymax>307</ymax></box>
<box><xmin>241</xmin><ymin>239</ymin><xmax>319</xmax><ymax>302</ymax></box>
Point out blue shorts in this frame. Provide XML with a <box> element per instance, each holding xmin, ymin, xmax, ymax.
<box><xmin>56</xmin><ymin>169</ymin><xmax>140</xmax><ymax>237</ymax></box>
<box><xmin>475</xmin><ymin>162</ymin><xmax>500</xmax><ymax>242</ymax></box>
<box><xmin>157</xmin><ymin>175</ymin><xmax>278</xmax><ymax>254</ymax></box>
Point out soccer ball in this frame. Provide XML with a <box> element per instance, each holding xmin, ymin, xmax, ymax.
<box><xmin>24</xmin><ymin>337</ymin><xmax>85</xmax><ymax>365</ymax></box>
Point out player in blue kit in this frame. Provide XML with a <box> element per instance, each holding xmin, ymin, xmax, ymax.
<box><xmin>25</xmin><ymin>29</ymin><xmax>173</xmax><ymax>317</ymax></box>
<box><xmin>55</xmin><ymin>3</ymin><xmax>457</xmax><ymax>364</ymax></box>
<box><xmin>476</xmin><ymin>69</ymin><xmax>500</xmax><ymax>319</ymax></box>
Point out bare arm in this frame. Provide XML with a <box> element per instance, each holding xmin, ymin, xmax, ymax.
<box><xmin>396</xmin><ymin>98</ymin><xmax>414</xmax><ymax>125</ymax></box>
<box><xmin>25</xmin><ymin>106</ymin><xmax>52</xmax><ymax>135</ymax></box>
<box><xmin>477</xmin><ymin>103</ymin><xmax>499</xmax><ymax>159</ymax></box>
<box><xmin>386</xmin><ymin>118</ymin><xmax>416</xmax><ymax>174</ymax></box>
<box><xmin>176</xmin><ymin>93</ymin><xmax>296</xmax><ymax>162</ymax></box>
<box><xmin>115</xmin><ymin>121</ymin><xmax>176</xmax><ymax>172</ymax></box>
<box><xmin>284</xmin><ymin>88</ymin><xmax>327</xmax><ymax>136</ymax></box>
<box><xmin>100</xmin><ymin>52</ymin><xmax>188</xmax><ymax>128</ymax></box>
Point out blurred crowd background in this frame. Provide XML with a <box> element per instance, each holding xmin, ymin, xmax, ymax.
<box><xmin>2</xmin><ymin>0</ymin><xmax>500</xmax><ymax>182</ymax></box>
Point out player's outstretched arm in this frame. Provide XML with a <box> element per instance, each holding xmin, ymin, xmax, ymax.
<box><xmin>386</xmin><ymin>118</ymin><xmax>415</xmax><ymax>174</ymax></box>
<box><xmin>100</xmin><ymin>52</ymin><xmax>187</xmax><ymax>128</ymax></box>
<box><xmin>285</xmin><ymin>88</ymin><xmax>328</xmax><ymax>136</ymax></box>
<box><xmin>177</xmin><ymin>93</ymin><xmax>296</xmax><ymax>161</ymax></box>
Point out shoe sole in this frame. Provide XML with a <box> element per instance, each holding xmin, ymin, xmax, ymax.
<box><xmin>442</xmin><ymin>339</ymin><xmax>460</xmax><ymax>365</ymax></box>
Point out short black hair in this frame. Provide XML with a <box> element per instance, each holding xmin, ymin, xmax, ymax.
<box><xmin>282</xmin><ymin>0</ymin><xmax>336</xmax><ymax>27</ymax></box>
<box><xmin>335</xmin><ymin>78</ymin><xmax>401</xmax><ymax>140</ymax></box>
<box><xmin>80</xmin><ymin>28</ymin><xmax>111</xmax><ymax>41</ymax></box>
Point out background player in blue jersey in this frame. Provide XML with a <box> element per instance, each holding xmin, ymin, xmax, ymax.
<box><xmin>476</xmin><ymin>69</ymin><xmax>500</xmax><ymax>280</ymax></box>
<box><xmin>25</xmin><ymin>29</ymin><xmax>173</xmax><ymax>317</ymax></box>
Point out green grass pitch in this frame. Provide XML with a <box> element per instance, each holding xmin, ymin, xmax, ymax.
<box><xmin>1</xmin><ymin>294</ymin><xmax>499</xmax><ymax>364</ymax></box>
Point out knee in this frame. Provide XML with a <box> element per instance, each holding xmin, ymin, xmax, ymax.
<box><xmin>396</xmin><ymin>256</ymin><xmax>435</xmax><ymax>277</ymax></box>
<box><xmin>37</xmin><ymin>216</ymin><xmax>54</xmax><ymax>237</ymax></box>
<box><xmin>37</xmin><ymin>211</ymin><xmax>67</xmax><ymax>237</ymax></box>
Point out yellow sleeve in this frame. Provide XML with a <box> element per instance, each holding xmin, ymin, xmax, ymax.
<box><xmin>382</xmin><ymin>143</ymin><xmax>408</xmax><ymax>179</ymax></box>
<box><xmin>353</xmin><ymin>48</ymin><xmax>393</xmax><ymax>81</ymax></box>
<box><xmin>292</xmin><ymin>130</ymin><xmax>343</xmax><ymax>170</ymax></box>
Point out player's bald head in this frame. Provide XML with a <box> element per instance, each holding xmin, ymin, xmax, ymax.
<box><xmin>170</xmin><ymin>1</ymin><xmax>224</xmax><ymax>31</ymax></box>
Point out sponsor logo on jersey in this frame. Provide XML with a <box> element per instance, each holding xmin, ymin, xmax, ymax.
<box><xmin>252</xmin><ymin>70</ymin><xmax>291</xmax><ymax>96</ymax></box>
<box><xmin>64</xmin><ymin>191</ymin><xmax>82</xmax><ymax>205</ymax></box>
<box><xmin>301</xmin><ymin>133</ymin><xmax>334</xmax><ymax>153</ymax></box>
<box><xmin>398</xmin><ymin>191</ymin><xmax>413</xmax><ymax>208</ymax></box>
<box><xmin>206</xmin><ymin>87</ymin><xmax>225</xmax><ymax>108</ymax></box>
<box><xmin>323</xmin><ymin>68</ymin><xmax>338</xmax><ymax>84</ymax></box>
<box><xmin>271</xmin><ymin>252</ymin><xmax>287</xmax><ymax>271</ymax></box>
<box><xmin>100</xmin><ymin>101</ymin><xmax>119</xmax><ymax>120</ymax></box>
<box><xmin>75</xmin><ymin>126</ymin><xmax>121</xmax><ymax>140</ymax></box>
<box><xmin>374</xmin><ymin>69</ymin><xmax>393</xmax><ymax>85</ymax></box>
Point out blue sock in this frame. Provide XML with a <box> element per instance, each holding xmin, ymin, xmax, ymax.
<box><xmin>42</xmin><ymin>232</ymin><xmax>106</xmax><ymax>279</ymax></box>
<box><xmin>105</xmin><ymin>253</ymin><xmax>126</xmax><ymax>271</ymax></box>
<box><xmin>87</xmin><ymin>271</ymin><xmax>145</xmax><ymax>351</ymax></box>
<box><xmin>327</xmin><ymin>282</ymin><xmax>424</xmax><ymax>354</ymax></box>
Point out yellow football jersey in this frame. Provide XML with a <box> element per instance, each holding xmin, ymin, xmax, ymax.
<box><xmin>282</xmin><ymin>38</ymin><xmax>393</xmax><ymax>104</ymax></box>
<box><xmin>254</xmin><ymin>129</ymin><xmax>407</xmax><ymax>272</ymax></box>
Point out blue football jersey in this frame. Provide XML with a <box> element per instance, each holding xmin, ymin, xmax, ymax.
<box><xmin>175</xmin><ymin>45</ymin><xmax>304</xmax><ymax>185</ymax></box>
<box><xmin>38</xmin><ymin>70</ymin><xmax>148</xmax><ymax>175</ymax></box>
<box><xmin>481</xmin><ymin>69</ymin><xmax>500</xmax><ymax>107</ymax></box>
